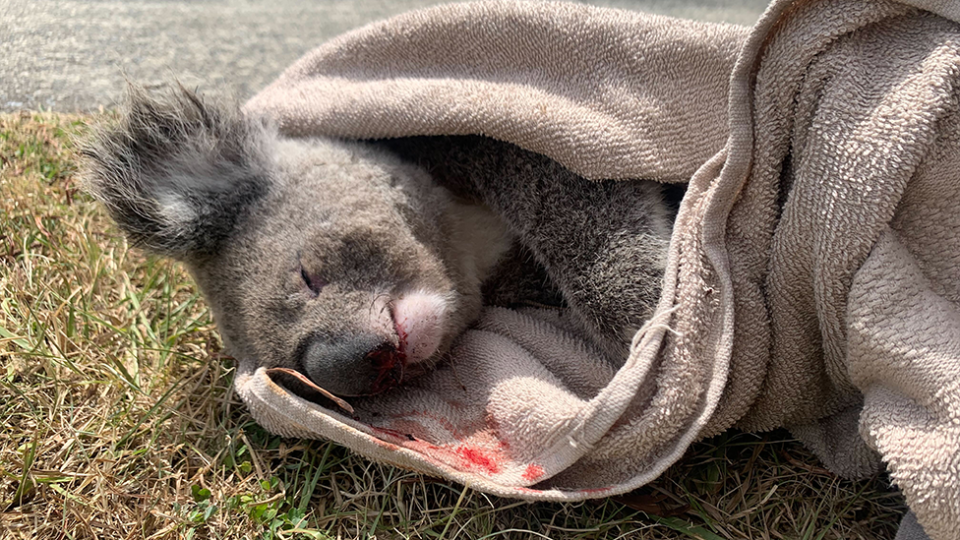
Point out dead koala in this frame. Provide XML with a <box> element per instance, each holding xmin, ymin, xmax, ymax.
<box><xmin>81</xmin><ymin>87</ymin><xmax>674</xmax><ymax>398</ymax></box>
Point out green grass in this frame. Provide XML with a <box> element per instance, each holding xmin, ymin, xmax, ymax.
<box><xmin>0</xmin><ymin>112</ymin><xmax>906</xmax><ymax>539</ymax></box>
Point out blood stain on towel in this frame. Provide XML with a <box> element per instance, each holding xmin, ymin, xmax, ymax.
<box><xmin>455</xmin><ymin>446</ymin><xmax>502</xmax><ymax>475</ymax></box>
<box><xmin>522</xmin><ymin>464</ymin><xmax>544</xmax><ymax>481</ymax></box>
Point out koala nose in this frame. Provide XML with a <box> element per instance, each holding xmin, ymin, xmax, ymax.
<box><xmin>302</xmin><ymin>334</ymin><xmax>405</xmax><ymax>397</ymax></box>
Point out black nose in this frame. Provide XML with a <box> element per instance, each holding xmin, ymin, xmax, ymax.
<box><xmin>302</xmin><ymin>334</ymin><xmax>405</xmax><ymax>396</ymax></box>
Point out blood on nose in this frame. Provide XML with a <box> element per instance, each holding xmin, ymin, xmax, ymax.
<box><xmin>367</xmin><ymin>343</ymin><xmax>406</xmax><ymax>394</ymax></box>
<box><xmin>303</xmin><ymin>334</ymin><xmax>406</xmax><ymax>396</ymax></box>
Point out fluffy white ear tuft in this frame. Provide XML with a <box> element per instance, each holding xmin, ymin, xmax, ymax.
<box><xmin>80</xmin><ymin>84</ymin><xmax>275</xmax><ymax>258</ymax></box>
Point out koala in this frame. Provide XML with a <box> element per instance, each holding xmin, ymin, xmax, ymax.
<box><xmin>81</xmin><ymin>86</ymin><xmax>674</xmax><ymax>398</ymax></box>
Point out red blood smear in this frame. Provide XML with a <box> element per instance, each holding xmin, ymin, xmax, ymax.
<box><xmin>396</xmin><ymin>323</ymin><xmax>409</xmax><ymax>353</ymax></box>
<box><xmin>456</xmin><ymin>446</ymin><xmax>501</xmax><ymax>475</ymax></box>
<box><xmin>522</xmin><ymin>464</ymin><xmax>544</xmax><ymax>481</ymax></box>
<box><xmin>368</xmin><ymin>345</ymin><xmax>406</xmax><ymax>394</ymax></box>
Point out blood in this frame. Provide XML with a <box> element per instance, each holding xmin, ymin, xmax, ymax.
<box><xmin>395</xmin><ymin>323</ymin><xmax>409</xmax><ymax>353</ymax></box>
<box><xmin>522</xmin><ymin>464</ymin><xmax>544</xmax><ymax>481</ymax></box>
<box><xmin>456</xmin><ymin>446</ymin><xmax>501</xmax><ymax>475</ymax></box>
<box><xmin>367</xmin><ymin>343</ymin><xmax>406</xmax><ymax>394</ymax></box>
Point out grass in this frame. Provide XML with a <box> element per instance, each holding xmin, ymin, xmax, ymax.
<box><xmin>0</xmin><ymin>111</ymin><xmax>907</xmax><ymax>540</ymax></box>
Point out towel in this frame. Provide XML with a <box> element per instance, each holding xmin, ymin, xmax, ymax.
<box><xmin>240</xmin><ymin>1</ymin><xmax>960</xmax><ymax>538</ymax></box>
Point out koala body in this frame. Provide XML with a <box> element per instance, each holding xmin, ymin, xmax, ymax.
<box><xmin>82</xmin><ymin>88</ymin><xmax>672</xmax><ymax>398</ymax></box>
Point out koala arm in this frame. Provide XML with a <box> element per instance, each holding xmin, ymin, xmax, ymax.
<box><xmin>380</xmin><ymin>136</ymin><xmax>672</xmax><ymax>363</ymax></box>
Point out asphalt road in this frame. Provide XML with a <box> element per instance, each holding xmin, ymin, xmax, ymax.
<box><xmin>0</xmin><ymin>0</ymin><xmax>768</xmax><ymax>112</ymax></box>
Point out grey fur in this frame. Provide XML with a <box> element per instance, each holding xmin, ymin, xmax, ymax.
<box><xmin>81</xmin><ymin>86</ymin><xmax>673</xmax><ymax>397</ymax></box>
<box><xmin>380</xmin><ymin>136</ymin><xmax>673</xmax><ymax>360</ymax></box>
<box><xmin>81</xmin><ymin>85</ymin><xmax>273</xmax><ymax>257</ymax></box>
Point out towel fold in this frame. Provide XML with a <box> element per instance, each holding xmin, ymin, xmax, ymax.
<box><xmin>240</xmin><ymin>1</ymin><xmax>960</xmax><ymax>538</ymax></box>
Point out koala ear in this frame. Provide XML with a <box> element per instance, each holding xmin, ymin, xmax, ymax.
<box><xmin>80</xmin><ymin>84</ymin><xmax>274</xmax><ymax>259</ymax></box>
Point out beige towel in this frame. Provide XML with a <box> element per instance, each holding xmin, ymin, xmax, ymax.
<box><xmin>240</xmin><ymin>1</ymin><xmax>960</xmax><ymax>538</ymax></box>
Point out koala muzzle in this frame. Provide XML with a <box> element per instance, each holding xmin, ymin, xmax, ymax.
<box><xmin>302</xmin><ymin>334</ymin><xmax>405</xmax><ymax>397</ymax></box>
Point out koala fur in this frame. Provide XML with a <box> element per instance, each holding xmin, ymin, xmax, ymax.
<box><xmin>379</xmin><ymin>135</ymin><xmax>673</xmax><ymax>361</ymax></box>
<box><xmin>81</xmin><ymin>86</ymin><xmax>673</xmax><ymax>398</ymax></box>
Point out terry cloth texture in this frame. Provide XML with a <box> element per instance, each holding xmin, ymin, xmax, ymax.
<box><xmin>241</xmin><ymin>1</ymin><xmax>960</xmax><ymax>538</ymax></box>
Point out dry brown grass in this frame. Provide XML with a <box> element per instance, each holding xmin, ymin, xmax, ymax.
<box><xmin>0</xmin><ymin>112</ymin><xmax>906</xmax><ymax>540</ymax></box>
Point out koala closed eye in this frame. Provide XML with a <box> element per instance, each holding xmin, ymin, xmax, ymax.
<box><xmin>299</xmin><ymin>265</ymin><xmax>327</xmax><ymax>296</ymax></box>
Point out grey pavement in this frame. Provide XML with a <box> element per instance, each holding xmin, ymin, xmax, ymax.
<box><xmin>0</xmin><ymin>0</ymin><xmax>768</xmax><ymax>113</ymax></box>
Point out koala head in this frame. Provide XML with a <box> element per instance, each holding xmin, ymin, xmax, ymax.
<box><xmin>81</xmin><ymin>87</ymin><xmax>485</xmax><ymax>396</ymax></box>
